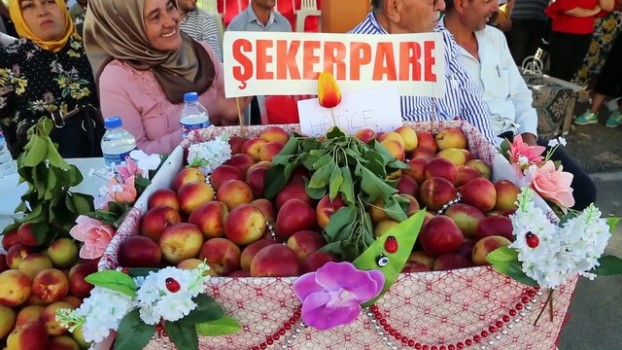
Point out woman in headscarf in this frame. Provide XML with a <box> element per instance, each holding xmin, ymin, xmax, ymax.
<box><xmin>0</xmin><ymin>0</ymin><xmax>100</xmax><ymax>158</ymax></box>
<box><xmin>84</xmin><ymin>0</ymin><xmax>250</xmax><ymax>155</ymax></box>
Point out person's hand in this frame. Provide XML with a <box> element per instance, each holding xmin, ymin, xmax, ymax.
<box><xmin>520</xmin><ymin>133</ymin><xmax>538</xmax><ymax>146</ymax></box>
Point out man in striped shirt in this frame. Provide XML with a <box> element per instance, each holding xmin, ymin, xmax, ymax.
<box><xmin>350</xmin><ymin>0</ymin><xmax>496</xmax><ymax>143</ymax></box>
<box><xmin>179</xmin><ymin>0</ymin><xmax>223</xmax><ymax>61</ymax></box>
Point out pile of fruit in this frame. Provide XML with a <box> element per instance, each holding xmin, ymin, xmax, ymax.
<box><xmin>116</xmin><ymin>124</ymin><xmax>520</xmax><ymax>278</ymax></box>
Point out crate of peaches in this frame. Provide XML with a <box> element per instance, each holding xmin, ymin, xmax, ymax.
<box><xmin>95</xmin><ymin>121</ymin><xmax>576</xmax><ymax>350</ymax></box>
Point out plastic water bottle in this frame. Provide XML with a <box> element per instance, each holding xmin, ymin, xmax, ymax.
<box><xmin>180</xmin><ymin>92</ymin><xmax>210</xmax><ymax>136</ymax></box>
<box><xmin>0</xmin><ymin>130</ymin><xmax>17</xmax><ymax>178</ymax></box>
<box><xmin>101</xmin><ymin>116</ymin><xmax>136</xmax><ymax>168</ymax></box>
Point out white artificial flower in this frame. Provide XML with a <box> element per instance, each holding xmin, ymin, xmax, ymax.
<box><xmin>187</xmin><ymin>136</ymin><xmax>232</xmax><ymax>174</ymax></box>
<box><xmin>558</xmin><ymin>137</ymin><xmax>567</xmax><ymax>146</ymax></box>
<box><xmin>547</xmin><ymin>139</ymin><xmax>559</xmax><ymax>147</ymax></box>
<box><xmin>74</xmin><ymin>287</ymin><xmax>135</xmax><ymax>343</ymax></box>
<box><xmin>130</xmin><ymin>150</ymin><xmax>162</xmax><ymax>174</ymax></box>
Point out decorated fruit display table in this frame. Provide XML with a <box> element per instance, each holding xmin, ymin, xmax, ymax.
<box><xmin>97</xmin><ymin>121</ymin><xmax>576</xmax><ymax>350</ymax></box>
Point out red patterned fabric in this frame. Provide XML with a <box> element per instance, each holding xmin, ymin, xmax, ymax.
<box><xmin>100</xmin><ymin>121</ymin><xmax>576</xmax><ymax>350</ymax></box>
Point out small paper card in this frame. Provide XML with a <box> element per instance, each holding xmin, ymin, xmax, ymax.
<box><xmin>297</xmin><ymin>85</ymin><xmax>402</xmax><ymax>136</ymax></box>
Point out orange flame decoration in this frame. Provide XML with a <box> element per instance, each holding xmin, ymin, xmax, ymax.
<box><xmin>318</xmin><ymin>71</ymin><xmax>342</xmax><ymax>108</ymax></box>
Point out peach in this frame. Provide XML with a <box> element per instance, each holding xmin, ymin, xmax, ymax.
<box><xmin>472</xmin><ymin>236</ymin><xmax>512</xmax><ymax>265</ymax></box>
<box><xmin>177</xmin><ymin>258</ymin><xmax>217</xmax><ymax>276</ymax></box>
<box><xmin>240</xmin><ymin>239</ymin><xmax>277</xmax><ymax>271</ymax></box>
<box><xmin>159</xmin><ymin>223</ymin><xmax>204</xmax><ymax>264</ymax></box>
<box><xmin>401</xmin><ymin>194</ymin><xmax>421</xmax><ymax>217</ymax></box>
<box><xmin>250</xmin><ymin>198</ymin><xmax>276</xmax><ymax>223</ymax></box>
<box><xmin>15</xmin><ymin>305</ymin><xmax>44</xmax><ymax>328</ymax></box>
<box><xmin>419</xmin><ymin>177</ymin><xmax>457</xmax><ymax>211</ymax></box>
<box><xmin>494</xmin><ymin>179</ymin><xmax>520</xmax><ymax>211</ymax></box>
<box><xmin>476</xmin><ymin>215</ymin><xmax>514</xmax><ymax>241</ymax></box>
<box><xmin>460</xmin><ymin>177</ymin><xmax>497</xmax><ymax>213</ymax></box>
<box><xmin>49</xmin><ymin>335</ymin><xmax>80</xmax><ymax>350</ymax></box>
<box><xmin>140</xmin><ymin>205</ymin><xmax>182</xmax><ymax>242</ymax></box>
<box><xmin>409</xmin><ymin>147</ymin><xmax>436</xmax><ymax>161</ymax></box>
<box><xmin>433</xmin><ymin>253</ymin><xmax>473</xmax><ymax>271</ymax></box>
<box><xmin>0</xmin><ymin>304</ymin><xmax>16</xmax><ymax>339</ymax></box>
<box><xmin>216</xmin><ymin>179</ymin><xmax>253</xmax><ymax>210</ymax></box>
<box><xmin>275</xmin><ymin>179</ymin><xmax>313</xmax><ymax>210</ymax></box>
<box><xmin>259</xmin><ymin>141</ymin><xmax>285</xmax><ymax>162</ymax></box>
<box><xmin>379</xmin><ymin>131</ymin><xmax>405</xmax><ymax>147</ymax></box>
<box><xmin>0</xmin><ymin>253</ymin><xmax>7</xmax><ymax>273</ymax></box>
<box><xmin>250</xmin><ymin>245</ymin><xmax>302</xmax><ymax>277</ymax></box>
<box><xmin>414</xmin><ymin>131</ymin><xmax>438</xmax><ymax>152</ymax></box>
<box><xmin>435</xmin><ymin>127</ymin><xmax>467</xmax><ymax>150</ymax></box>
<box><xmin>171</xmin><ymin>166</ymin><xmax>205</xmax><ymax>192</ymax></box>
<box><xmin>437</xmin><ymin>148</ymin><xmax>467</xmax><ymax>166</ymax></box>
<box><xmin>316</xmin><ymin>194</ymin><xmax>346</xmax><ymax>229</ymax></box>
<box><xmin>118</xmin><ymin>236</ymin><xmax>162</xmax><ymax>268</ymax></box>
<box><xmin>72</xmin><ymin>324</ymin><xmax>92</xmax><ymax>349</ymax></box>
<box><xmin>245</xmin><ymin>162</ymin><xmax>270</xmax><ymax>197</ymax></box>
<box><xmin>6</xmin><ymin>244</ymin><xmax>34</xmax><ymax>269</ymax></box>
<box><xmin>0</xmin><ymin>269</ymin><xmax>31</xmax><ymax>307</ymax></box>
<box><xmin>2</xmin><ymin>230</ymin><xmax>20</xmax><ymax>251</ymax></box>
<box><xmin>354</xmin><ymin>128</ymin><xmax>377</xmax><ymax>143</ymax></box>
<box><xmin>419</xmin><ymin>215</ymin><xmax>464</xmax><ymax>257</ymax></box>
<box><xmin>465</xmin><ymin>159</ymin><xmax>491</xmax><ymax>179</ymax></box>
<box><xmin>147</xmin><ymin>188</ymin><xmax>180</xmax><ymax>211</ymax></box>
<box><xmin>62</xmin><ymin>295</ymin><xmax>82</xmax><ymax>309</ymax></box>
<box><xmin>228</xmin><ymin>136</ymin><xmax>245</xmax><ymax>154</ymax></box>
<box><xmin>373</xmin><ymin>219</ymin><xmax>400</xmax><ymax>238</ymax></box>
<box><xmin>177</xmin><ymin>181</ymin><xmax>215</xmax><ymax>215</ymax></box>
<box><xmin>45</xmin><ymin>238</ymin><xmax>78</xmax><ymax>269</ymax></box>
<box><xmin>402</xmin><ymin>158</ymin><xmax>427</xmax><ymax>184</ymax></box>
<box><xmin>259</xmin><ymin>126</ymin><xmax>289</xmax><ymax>143</ymax></box>
<box><xmin>31</xmin><ymin>268</ymin><xmax>69</xmax><ymax>304</ymax></box>
<box><xmin>68</xmin><ymin>262</ymin><xmax>97</xmax><ymax>298</ymax></box>
<box><xmin>7</xmin><ymin>321</ymin><xmax>49</xmax><ymax>350</ymax></box>
<box><xmin>368</xmin><ymin>199</ymin><xmax>389</xmax><ymax>224</ymax></box>
<box><xmin>454</xmin><ymin>165</ymin><xmax>481</xmax><ymax>187</ymax></box>
<box><xmin>224</xmin><ymin>204</ymin><xmax>266</xmax><ymax>245</ymax></box>
<box><xmin>188</xmin><ymin>200</ymin><xmax>229</xmax><ymax>239</ymax></box>
<box><xmin>17</xmin><ymin>223</ymin><xmax>40</xmax><ymax>247</ymax></box>
<box><xmin>394</xmin><ymin>125</ymin><xmax>418</xmax><ymax>151</ymax></box>
<box><xmin>397</xmin><ymin>174</ymin><xmax>419</xmax><ymax>196</ymax></box>
<box><xmin>304</xmin><ymin>251</ymin><xmax>337</xmax><ymax>272</ymax></box>
<box><xmin>424</xmin><ymin>157</ymin><xmax>457</xmax><ymax>183</ymax></box>
<box><xmin>380</xmin><ymin>139</ymin><xmax>406</xmax><ymax>161</ymax></box>
<box><xmin>276</xmin><ymin>199</ymin><xmax>317</xmax><ymax>239</ymax></box>
<box><xmin>224</xmin><ymin>153</ymin><xmax>256</xmax><ymax>174</ymax></box>
<box><xmin>444</xmin><ymin>203</ymin><xmax>486</xmax><ymax>239</ymax></box>
<box><xmin>199</xmin><ymin>238</ymin><xmax>241</xmax><ymax>276</ymax></box>
<box><xmin>41</xmin><ymin>301</ymin><xmax>73</xmax><ymax>336</ymax></box>
<box><xmin>402</xmin><ymin>251</ymin><xmax>435</xmax><ymax>273</ymax></box>
<box><xmin>18</xmin><ymin>253</ymin><xmax>53</xmax><ymax>279</ymax></box>
<box><xmin>287</xmin><ymin>230</ymin><xmax>326</xmax><ymax>262</ymax></box>
<box><xmin>241</xmin><ymin>137</ymin><xmax>268</xmax><ymax>162</ymax></box>
<box><xmin>209</xmin><ymin>164</ymin><xmax>244</xmax><ymax>191</ymax></box>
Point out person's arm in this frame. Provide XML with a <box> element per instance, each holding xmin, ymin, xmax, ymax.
<box><xmin>99</xmin><ymin>64</ymin><xmax>183</xmax><ymax>155</ymax></box>
<box><xmin>564</xmin><ymin>5</ymin><xmax>601</xmax><ymax>16</ymax></box>
<box><xmin>598</xmin><ymin>0</ymin><xmax>615</xmax><ymax>11</ymax></box>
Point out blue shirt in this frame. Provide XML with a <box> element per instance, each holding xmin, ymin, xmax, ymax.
<box><xmin>227</xmin><ymin>6</ymin><xmax>292</xmax><ymax>32</ymax></box>
<box><xmin>350</xmin><ymin>12</ymin><xmax>496</xmax><ymax>143</ymax></box>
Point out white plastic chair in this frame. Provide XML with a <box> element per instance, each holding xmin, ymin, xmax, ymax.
<box><xmin>295</xmin><ymin>0</ymin><xmax>321</xmax><ymax>32</ymax></box>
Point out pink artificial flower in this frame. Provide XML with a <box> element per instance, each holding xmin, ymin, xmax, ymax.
<box><xmin>69</xmin><ymin>215</ymin><xmax>116</xmax><ymax>259</ymax></box>
<box><xmin>116</xmin><ymin>157</ymin><xmax>141</xmax><ymax>183</ymax></box>
<box><xmin>293</xmin><ymin>262</ymin><xmax>384</xmax><ymax>330</ymax></box>
<box><xmin>531</xmin><ymin>160</ymin><xmax>575</xmax><ymax>209</ymax></box>
<box><xmin>105</xmin><ymin>175</ymin><xmax>137</xmax><ymax>205</ymax></box>
<box><xmin>509</xmin><ymin>134</ymin><xmax>546</xmax><ymax>168</ymax></box>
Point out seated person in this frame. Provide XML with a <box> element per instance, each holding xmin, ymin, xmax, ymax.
<box><xmin>84</xmin><ymin>0</ymin><xmax>251</xmax><ymax>155</ymax></box>
<box><xmin>349</xmin><ymin>0</ymin><xmax>497</xmax><ymax>144</ymax></box>
<box><xmin>442</xmin><ymin>0</ymin><xmax>596</xmax><ymax>210</ymax></box>
<box><xmin>0</xmin><ymin>0</ymin><xmax>101</xmax><ymax>158</ymax></box>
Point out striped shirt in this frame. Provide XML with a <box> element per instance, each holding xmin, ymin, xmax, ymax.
<box><xmin>350</xmin><ymin>12</ymin><xmax>496</xmax><ymax>143</ymax></box>
<box><xmin>180</xmin><ymin>9</ymin><xmax>223</xmax><ymax>62</ymax></box>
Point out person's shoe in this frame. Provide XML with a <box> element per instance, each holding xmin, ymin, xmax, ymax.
<box><xmin>574</xmin><ymin>110</ymin><xmax>598</xmax><ymax>125</ymax></box>
<box><xmin>605</xmin><ymin>111</ymin><xmax>622</xmax><ymax>128</ymax></box>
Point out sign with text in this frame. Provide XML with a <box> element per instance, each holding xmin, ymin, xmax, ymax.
<box><xmin>223</xmin><ymin>31</ymin><xmax>445</xmax><ymax>98</ymax></box>
<box><xmin>297</xmin><ymin>85</ymin><xmax>402</xmax><ymax>136</ymax></box>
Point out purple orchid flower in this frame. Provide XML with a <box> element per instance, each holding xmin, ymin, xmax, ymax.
<box><xmin>293</xmin><ymin>262</ymin><xmax>385</xmax><ymax>330</ymax></box>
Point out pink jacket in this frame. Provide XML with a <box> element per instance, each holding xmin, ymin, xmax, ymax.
<box><xmin>98</xmin><ymin>43</ymin><xmax>239</xmax><ymax>155</ymax></box>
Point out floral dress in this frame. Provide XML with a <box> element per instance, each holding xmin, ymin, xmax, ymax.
<box><xmin>0</xmin><ymin>34</ymin><xmax>98</xmax><ymax>157</ymax></box>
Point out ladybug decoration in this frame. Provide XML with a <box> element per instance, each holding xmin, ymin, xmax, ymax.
<box><xmin>384</xmin><ymin>236</ymin><xmax>399</xmax><ymax>253</ymax></box>
<box><xmin>525</xmin><ymin>232</ymin><xmax>539</xmax><ymax>248</ymax></box>
<box><xmin>165</xmin><ymin>277</ymin><xmax>181</xmax><ymax>293</ymax></box>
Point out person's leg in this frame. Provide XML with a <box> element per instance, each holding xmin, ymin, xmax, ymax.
<box><xmin>509</xmin><ymin>20</ymin><xmax>531</xmax><ymax>65</ymax></box>
<box><xmin>548</xmin><ymin>32</ymin><xmax>591</xmax><ymax>82</ymax></box>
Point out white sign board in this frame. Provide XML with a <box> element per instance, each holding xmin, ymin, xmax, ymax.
<box><xmin>297</xmin><ymin>85</ymin><xmax>402</xmax><ymax>136</ymax></box>
<box><xmin>223</xmin><ymin>31</ymin><xmax>445</xmax><ymax>98</ymax></box>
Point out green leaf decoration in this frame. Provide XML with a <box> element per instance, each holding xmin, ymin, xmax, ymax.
<box><xmin>196</xmin><ymin>316</ymin><xmax>242</xmax><ymax>336</ymax></box>
<box><xmin>22</xmin><ymin>137</ymin><xmax>48</xmax><ymax>167</ymax></box>
<box><xmin>114</xmin><ymin>310</ymin><xmax>156</xmax><ymax>350</ymax></box>
<box><xmin>304</xmin><ymin>177</ymin><xmax>327</xmax><ymax>200</ymax></box>
<box><xmin>326</xmin><ymin>126</ymin><xmax>346</xmax><ymax>139</ymax></box>
<box><xmin>126</xmin><ymin>268</ymin><xmax>160</xmax><ymax>278</ymax></box>
<box><xmin>308</xmin><ymin>160</ymin><xmax>335</xmax><ymax>189</ymax></box>
<box><xmin>607</xmin><ymin>217</ymin><xmax>621</xmax><ymax>234</ymax></box>
<box><xmin>382</xmin><ymin>195</ymin><xmax>408</xmax><ymax>222</ymax></box>
<box><xmin>85</xmin><ymin>271</ymin><xmax>137</xmax><ymax>297</ymax></box>
<box><xmin>180</xmin><ymin>294</ymin><xmax>225</xmax><ymax>325</ymax></box>
<box><xmin>359</xmin><ymin>165</ymin><xmax>396</xmax><ymax>203</ymax></box>
<box><xmin>590</xmin><ymin>255</ymin><xmax>622</xmax><ymax>276</ymax></box>
<box><xmin>354</xmin><ymin>210</ymin><xmax>426</xmax><ymax>307</ymax></box>
<box><xmin>165</xmin><ymin>321</ymin><xmax>199</xmax><ymax>350</ymax></box>
<box><xmin>323</xmin><ymin>206</ymin><xmax>356</xmax><ymax>241</ymax></box>
<box><xmin>487</xmin><ymin>247</ymin><xmax>538</xmax><ymax>286</ymax></box>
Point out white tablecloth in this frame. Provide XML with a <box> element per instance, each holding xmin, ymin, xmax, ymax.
<box><xmin>0</xmin><ymin>158</ymin><xmax>105</xmax><ymax>235</ymax></box>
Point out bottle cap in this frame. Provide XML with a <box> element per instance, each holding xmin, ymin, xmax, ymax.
<box><xmin>184</xmin><ymin>92</ymin><xmax>199</xmax><ymax>103</ymax></box>
<box><xmin>104</xmin><ymin>116</ymin><xmax>123</xmax><ymax>129</ymax></box>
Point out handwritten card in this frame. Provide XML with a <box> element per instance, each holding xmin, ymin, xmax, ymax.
<box><xmin>297</xmin><ymin>85</ymin><xmax>402</xmax><ymax>136</ymax></box>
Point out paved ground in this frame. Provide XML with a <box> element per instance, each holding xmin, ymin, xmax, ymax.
<box><xmin>556</xmin><ymin>103</ymin><xmax>622</xmax><ymax>350</ymax></box>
